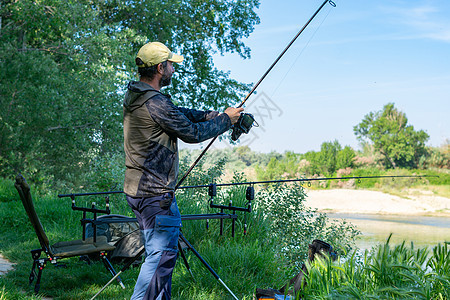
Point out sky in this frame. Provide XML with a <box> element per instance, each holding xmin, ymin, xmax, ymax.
<box><xmin>182</xmin><ymin>0</ymin><xmax>450</xmax><ymax>154</ymax></box>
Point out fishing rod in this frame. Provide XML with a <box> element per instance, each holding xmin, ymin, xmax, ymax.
<box><xmin>59</xmin><ymin>175</ymin><xmax>438</xmax><ymax>199</ymax></box>
<box><xmin>178</xmin><ymin>174</ymin><xmax>438</xmax><ymax>190</ymax></box>
<box><xmin>175</xmin><ymin>0</ymin><xmax>337</xmax><ymax>190</ymax></box>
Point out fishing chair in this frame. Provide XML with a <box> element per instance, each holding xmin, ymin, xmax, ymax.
<box><xmin>14</xmin><ymin>174</ymin><xmax>125</xmax><ymax>294</ymax></box>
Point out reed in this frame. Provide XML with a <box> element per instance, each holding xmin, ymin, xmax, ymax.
<box><xmin>299</xmin><ymin>235</ymin><xmax>449</xmax><ymax>299</ymax></box>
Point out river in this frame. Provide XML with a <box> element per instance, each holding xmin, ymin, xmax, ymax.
<box><xmin>327</xmin><ymin>213</ymin><xmax>450</xmax><ymax>250</ymax></box>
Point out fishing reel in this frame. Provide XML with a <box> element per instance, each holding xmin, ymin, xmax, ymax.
<box><xmin>231</xmin><ymin>113</ymin><xmax>258</xmax><ymax>141</ymax></box>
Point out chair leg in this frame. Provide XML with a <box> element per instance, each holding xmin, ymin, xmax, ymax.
<box><xmin>100</xmin><ymin>252</ymin><xmax>125</xmax><ymax>289</ymax></box>
<box><xmin>34</xmin><ymin>260</ymin><xmax>45</xmax><ymax>294</ymax></box>
<box><xmin>29</xmin><ymin>249</ymin><xmax>42</xmax><ymax>285</ymax></box>
<box><xmin>29</xmin><ymin>260</ymin><xmax>37</xmax><ymax>284</ymax></box>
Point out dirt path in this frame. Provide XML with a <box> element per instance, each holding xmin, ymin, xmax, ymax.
<box><xmin>304</xmin><ymin>188</ymin><xmax>450</xmax><ymax>216</ymax></box>
<box><xmin>0</xmin><ymin>253</ymin><xmax>15</xmax><ymax>276</ymax></box>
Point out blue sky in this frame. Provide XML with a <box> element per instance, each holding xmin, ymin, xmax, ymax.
<box><xmin>187</xmin><ymin>0</ymin><xmax>450</xmax><ymax>154</ymax></box>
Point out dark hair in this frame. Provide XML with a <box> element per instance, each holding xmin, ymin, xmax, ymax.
<box><xmin>136</xmin><ymin>59</ymin><xmax>167</xmax><ymax>80</ymax></box>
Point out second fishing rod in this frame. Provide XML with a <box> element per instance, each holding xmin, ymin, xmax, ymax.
<box><xmin>178</xmin><ymin>174</ymin><xmax>438</xmax><ymax>190</ymax></box>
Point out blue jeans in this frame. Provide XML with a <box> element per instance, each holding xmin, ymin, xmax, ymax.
<box><xmin>127</xmin><ymin>193</ymin><xmax>182</xmax><ymax>300</ymax></box>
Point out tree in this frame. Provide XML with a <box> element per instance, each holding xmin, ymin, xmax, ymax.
<box><xmin>302</xmin><ymin>140</ymin><xmax>355</xmax><ymax>176</ymax></box>
<box><xmin>0</xmin><ymin>0</ymin><xmax>126</xmax><ymax>186</ymax></box>
<box><xmin>255</xmin><ymin>151</ymin><xmax>300</xmax><ymax>181</ymax></box>
<box><xmin>0</xmin><ymin>0</ymin><xmax>260</xmax><ymax>186</ymax></box>
<box><xmin>353</xmin><ymin>103</ymin><xmax>429</xmax><ymax>169</ymax></box>
<box><xmin>317</xmin><ymin>140</ymin><xmax>341</xmax><ymax>175</ymax></box>
<box><xmin>336</xmin><ymin>145</ymin><xmax>356</xmax><ymax>171</ymax></box>
<box><xmin>91</xmin><ymin>0</ymin><xmax>259</xmax><ymax>109</ymax></box>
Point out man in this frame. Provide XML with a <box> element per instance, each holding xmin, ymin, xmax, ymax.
<box><xmin>123</xmin><ymin>41</ymin><xmax>243</xmax><ymax>300</ymax></box>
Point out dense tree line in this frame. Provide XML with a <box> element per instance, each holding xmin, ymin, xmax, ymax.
<box><xmin>254</xmin><ymin>141</ymin><xmax>356</xmax><ymax>180</ymax></box>
<box><xmin>0</xmin><ymin>0</ymin><xmax>259</xmax><ymax>187</ymax></box>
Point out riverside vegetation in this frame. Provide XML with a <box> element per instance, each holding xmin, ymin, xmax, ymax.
<box><xmin>2</xmin><ymin>1</ymin><xmax>448</xmax><ymax>297</ymax></box>
<box><xmin>0</xmin><ymin>146</ymin><xmax>449</xmax><ymax>299</ymax></box>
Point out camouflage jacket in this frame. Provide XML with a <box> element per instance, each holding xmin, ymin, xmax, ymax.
<box><xmin>123</xmin><ymin>81</ymin><xmax>231</xmax><ymax>197</ymax></box>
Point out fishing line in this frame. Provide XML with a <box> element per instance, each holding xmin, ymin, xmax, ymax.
<box><xmin>270</xmin><ymin>1</ymin><xmax>337</xmax><ymax>99</ymax></box>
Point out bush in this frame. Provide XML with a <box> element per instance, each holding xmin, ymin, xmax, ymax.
<box><xmin>257</xmin><ymin>183</ymin><xmax>360</xmax><ymax>271</ymax></box>
<box><xmin>0</xmin><ymin>178</ymin><xmax>19</xmax><ymax>203</ymax></box>
<box><xmin>425</xmin><ymin>143</ymin><xmax>450</xmax><ymax>169</ymax></box>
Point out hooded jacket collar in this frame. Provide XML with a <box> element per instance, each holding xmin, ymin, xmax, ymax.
<box><xmin>123</xmin><ymin>81</ymin><xmax>163</xmax><ymax>112</ymax></box>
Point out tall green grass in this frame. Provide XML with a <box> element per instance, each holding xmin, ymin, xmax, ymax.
<box><xmin>298</xmin><ymin>235</ymin><xmax>450</xmax><ymax>299</ymax></box>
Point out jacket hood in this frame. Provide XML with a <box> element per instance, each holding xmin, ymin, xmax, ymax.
<box><xmin>123</xmin><ymin>81</ymin><xmax>160</xmax><ymax>112</ymax></box>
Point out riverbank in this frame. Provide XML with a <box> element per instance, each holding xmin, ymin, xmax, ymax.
<box><xmin>305</xmin><ymin>188</ymin><xmax>450</xmax><ymax>216</ymax></box>
<box><xmin>305</xmin><ymin>188</ymin><xmax>450</xmax><ymax>249</ymax></box>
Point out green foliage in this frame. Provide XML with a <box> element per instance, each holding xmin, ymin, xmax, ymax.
<box><xmin>342</xmin><ymin>167</ymin><xmax>449</xmax><ymax>189</ymax></box>
<box><xmin>298</xmin><ymin>237</ymin><xmax>450</xmax><ymax>299</ymax></box>
<box><xmin>0</xmin><ymin>178</ymin><xmax>19</xmax><ymax>202</ymax></box>
<box><xmin>410</xmin><ymin>169</ymin><xmax>450</xmax><ymax>186</ymax></box>
<box><xmin>254</xmin><ymin>141</ymin><xmax>356</xmax><ymax>180</ymax></box>
<box><xmin>302</xmin><ymin>140</ymin><xmax>356</xmax><ymax>176</ymax></box>
<box><xmin>343</xmin><ymin>167</ymin><xmax>384</xmax><ymax>189</ymax></box>
<box><xmin>420</xmin><ymin>141</ymin><xmax>450</xmax><ymax>169</ymax></box>
<box><xmin>257</xmin><ymin>183</ymin><xmax>360</xmax><ymax>270</ymax></box>
<box><xmin>0</xmin><ymin>0</ymin><xmax>260</xmax><ymax>188</ymax></box>
<box><xmin>317</xmin><ymin>140</ymin><xmax>341</xmax><ymax>175</ymax></box>
<box><xmin>78</xmin><ymin>152</ymin><xmax>125</xmax><ymax>192</ymax></box>
<box><xmin>354</xmin><ymin>103</ymin><xmax>429</xmax><ymax>169</ymax></box>
<box><xmin>255</xmin><ymin>151</ymin><xmax>300</xmax><ymax>181</ymax></box>
<box><xmin>0</xmin><ymin>286</ymin><xmax>42</xmax><ymax>300</ymax></box>
<box><xmin>177</xmin><ymin>156</ymin><xmax>361</xmax><ymax>297</ymax></box>
<box><xmin>181</xmin><ymin>146</ymin><xmax>280</xmax><ymax>176</ymax></box>
<box><xmin>337</xmin><ymin>145</ymin><xmax>357</xmax><ymax>171</ymax></box>
<box><xmin>1</xmin><ymin>0</ymin><xmax>126</xmax><ymax>186</ymax></box>
<box><xmin>170</xmin><ymin>146</ymin><xmax>447</xmax><ymax>193</ymax></box>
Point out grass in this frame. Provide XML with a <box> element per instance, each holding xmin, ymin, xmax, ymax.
<box><xmin>299</xmin><ymin>236</ymin><xmax>450</xmax><ymax>299</ymax></box>
<box><xmin>0</xmin><ymin>168</ymin><xmax>449</xmax><ymax>299</ymax></box>
<box><xmin>413</xmin><ymin>184</ymin><xmax>450</xmax><ymax>199</ymax></box>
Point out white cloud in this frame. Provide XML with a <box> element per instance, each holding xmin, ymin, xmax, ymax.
<box><xmin>386</xmin><ymin>3</ymin><xmax>450</xmax><ymax>42</ymax></box>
